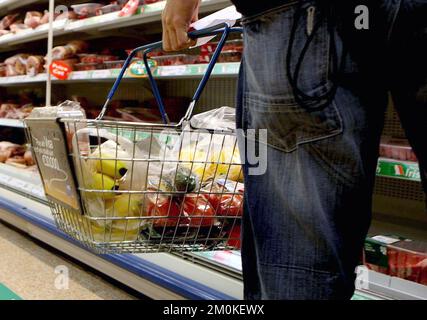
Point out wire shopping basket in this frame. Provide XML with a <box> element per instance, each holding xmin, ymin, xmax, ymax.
<box><xmin>25</xmin><ymin>24</ymin><xmax>244</xmax><ymax>254</ymax></box>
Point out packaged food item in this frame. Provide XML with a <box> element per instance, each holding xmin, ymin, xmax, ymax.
<box><xmin>0</xmin><ymin>63</ymin><xmax>6</xmax><ymax>77</ymax></box>
<box><xmin>55</xmin><ymin>10</ymin><xmax>78</xmax><ymax>21</ymax></box>
<box><xmin>388</xmin><ymin>240</ymin><xmax>427</xmax><ymax>285</ymax></box>
<box><xmin>200</xmin><ymin>42</ymin><xmax>218</xmax><ymax>54</ymax></box>
<box><xmin>40</xmin><ymin>10</ymin><xmax>50</xmax><ymax>25</ymax></box>
<box><xmin>51</xmin><ymin>40</ymin><xmax>89</xmax><ymax>60</ymax></box>
<box><xmin>75</xmin><ymin>62</ymin><xmax>104</xmax><ymax>71</ymax></box>
<box><xmin>0</xmin><ymin>30</ymin><xmax>10</xmax><ymax>36</ymax></box>
<box><xmin>118</xmin><ymin>0</ymin><xmax>140</xmax><ymax>17</ymax></box>
<box><xmin>4</xmin><ymin>54</ymin><xmax>29</xmax><ymax>76</ymax></box>
<box><xmin>98</xmin><ymin>55</ymin><xmax>119</xmax><ymax>62</ymax></box>
<box><xmin>26</xmin><ymin>55</ymin><xmax>45</xmax><ymax>76</ymax></box>
<box><xmin>217</xmin><ymin>50</ymin><xmax>242</xmax><ymax>63</ymax></box>
<box><xmin>222</xmin><ymin>39</ymin><xmax>244</xmax><ymax>52</ymax></box>
<box><xmin>78</xmin><ymin>53</ymin><xmax>99</xmax><ymax>63</ymax></box>
<box><xmin>151</xmin><ymin>54</ymin><xmax>198</xmax><ymax>66</ymax></box>
<box><xmin>97</xmin><ymin>4</ymin><xmax>122</xmax><ymax>15</ymax></box>
<box><xmin>24</xmin><ymin>11</ymin><xmax>43</xmax><ymax>29</ymax></box>
<box><xmin>71</xmin><ymin>3</ymin><xmax>103</xmax><ymax>19</ymax></box>
<box><xmin>104</xmin><ymin>60</ymin><xmax>125</xmax><ymax>69</ymax></box>
<box><xmin>9</xmin><ymin>23</ymin><xmax>30</xmax><ymax>33</ymax></box>
<box><xmin>363</xmin><ymin>235</ymin><xmax>408</xmax><ymax>275</ymax></box>
<box><xmin>183</xmin><ymin>194</ymin><xmax>216</xmax><ymax>227</ymax></box>
<box><xmin>0</xmin><ymin>13</ymin><xmax>19</xmax><ymax>30</ymax></box>
<box><xmin>379</xmin><ymin>137</ymin><xmax>417</xmax><ymax>162</ymax></box>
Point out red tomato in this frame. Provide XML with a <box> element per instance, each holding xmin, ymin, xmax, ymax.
<box><xmin>226</xmin><ymin>224</ymin><xmax>241</xmax><ymax>249</ymax></box>
<box><xmin>183</xmin><ymin>194</ymin><xmax>216</xmax><ymax>227</ymax></box>
<box><xmin>207</xmin><ymin>193</ymin><xmax>243</xmax><ymax>217</ymax></box>
<box><xmin>147</xmin><ymin>197</ymin><xmax>188</xmax><ymax>228</ymax></box>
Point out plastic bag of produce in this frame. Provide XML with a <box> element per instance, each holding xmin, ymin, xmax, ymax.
<box><xmin>165</xmin><ymin>107</ymin><xmax>243</xmax><ymax>183</ymax></box>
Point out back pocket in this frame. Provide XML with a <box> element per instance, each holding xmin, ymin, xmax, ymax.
<box><xmin>244</xmin><ymin>92</ymin><xmax>342</xmax><ymax>153</ymax></box>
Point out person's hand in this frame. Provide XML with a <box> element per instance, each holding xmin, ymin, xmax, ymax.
<box><xmin>162</xmin><ymin>0</ymin><xmax>201</xmax><ymax>51</ymax></box>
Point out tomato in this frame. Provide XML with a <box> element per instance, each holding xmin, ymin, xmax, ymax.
<box><xmin>183</xmin><ymin>194</ymin><xmax>216</xmax><ymax>227</ymax></box>
<box><xmin>147</xmin><ymin>197</ymin><xmax>189</xmax><ymax>228</ymax></box>
<box><xmin>226</xmin><ymin>224</ymin><xmax>241</xmax><ymax>249</ymax></box>
<box><xmin>210</xmin><ymin>194</ymin><xmax>243</xmax><ymax>217</ymax></box>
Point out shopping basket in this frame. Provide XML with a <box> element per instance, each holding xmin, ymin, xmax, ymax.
<box><xmin>25</xmin><ymin>23</ymin><xmax>244</xmax><ymax>254</ymax></box>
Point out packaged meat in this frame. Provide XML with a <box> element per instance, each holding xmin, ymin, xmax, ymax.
<box><xmin>71</xmin><ymin>3</ymin><xmax>103</xmax><ymax>19</ymax></box>
<box><xmin>151</xmin><ymin>54</ymin><xmax>198</xmax><ymax>66</ymax></box>
<box><xmin>118</xmin><ymin>0</ymin><xmax>140</xmax><ymax>17</ymax></box>
<box><xmin>0</xmin><ymin>63</ymin><xmax>6</xmax><ymax>77</ymax></box>
<box><xmin>97</xmin><ymin>4</ymin><xmax>122</xmax><ymax>15</ymax></box>
<box><xmin>55</xmin><ymin>10</ymin><xmax>78</xmax><ymax>21</ymax></box>
<box><xmin>0</xmin><ymin>104</ymin><xmax>20</xmax><ymax>118</ymax></box>
<box><xmin>51</xmin><ymin>40</ymin><xmax>88</xmax><ymax>60</ymax></box>
<box><xmin>200</xmin><ymin>42</ymin><xmax>218</xmax><ymax>54</ymax></box>
<box><xmin>78</xmin><ymin>54</ymin><xmax>99</xmax><ymax>63</ymax></box>
<box><xmin>40</xmin><ymin>10</ymin><xmax>50</xmax><ymax>25</ymax></box>
<box><xmin>75</xmin><ymin>62</ymin><xmax>104</xmax><ymax>71</ymax></box>
<box><xmin>5</xmin><ymin>54</ymin><xmax>29</xmax><ymax>76</ymax></box>
<box><xmin>0</xmin><ymin>14</ymin><xmax>19</xmax><ymax>30</ymax></box>
<box><xmin>364</xmin><ymin>235</ymin><xmax>406</xmax><ymax>275</ymax></box>
<box><xmin>26</xmin><ymin>55</ymin><xmax>45</xmax><ymax>76</ymax></box>
<box><xmin>0</xmin><ymin>30</ymin><xmax>10</xmax><ymax>36</ymax></box>
<box><xmin>379</xmin><ymin>137</ymin><xmax>417</xmax><ymax>162</ymax></box>
<box><xmin>98</xmin><ymin>55</ymin><xmax>119</xmax><ymax>62</ymax></box>
<box><xmin>104</xmin><ymin>60</ymin><xmax>125</xmax><ymax>69</ymax></box>
<box><xmin>222</xmin><ymin>39</ymin><xmax>244</xmax><ymax>52</ymax></box>
<box><xmin>24</xmin><ymin>11</ymin><xmax>43</xmax><ymax>29</ymax></box>
<box><xmin>125</xmin><ymin>49</ymin><xmax>144</xmax><ymax>58</ymax></box>
<box><xmin>9</xmin><ymin>23</ymin><xmax>30</xmax><ymax>33</ymax></box>
<box><xmin>388</xmin><ymin>240</ymin><xmax>427</xmax><ymax>285</ymax></box>
<box><xmin>217</xmin><ymin>50</ymin><xmax>242</xmax><ymax>63</ymax></box>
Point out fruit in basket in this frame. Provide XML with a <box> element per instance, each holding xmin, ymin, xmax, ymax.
<box><xmin>89</xmin><ymin>172</ymin><xmax>118</xmax><ymax>199</ymax></box>
<box><xmin>95</xmin><ymin>158</ymin><xmax>128</xmax><ymax>180</ymax></box>
<box><xmin>147</xmin><ymin>197</ymin><xmax>188</xmax><ymax>228</ymax></box>
<box><xmin>183</xmin><ymin>194</ymin><xmax>216</xmax><ymax>227</ymax></box>
<box><xmin>110</xmin><ymin>194</ymin><xmax>143</xmax><ymax>217</ymax></box>
<box><xmin>169</xmin><ymin>167</ymin><xmax>198</xmax><ymax>193</ymax></box>
<box><xmin>179</xmin><ymin>145</ymin><xmax>243</xmax><ymax>182</ymax></box>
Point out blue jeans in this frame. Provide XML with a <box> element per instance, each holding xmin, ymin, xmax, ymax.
<box><xmin>236</xmin><ymin>0</ymin><xmax>427</xmax><ymax>300</ymax></box>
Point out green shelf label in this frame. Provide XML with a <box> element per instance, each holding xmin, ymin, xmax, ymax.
<box><xmin>376</xmin><ymin>158</ymin><xmax>420</xmax><ymax>181</ymax></box>
<box><xmin>0</xmin><ymin>284</ymin><xmax>22</xmax><ymax>300</ymax></box>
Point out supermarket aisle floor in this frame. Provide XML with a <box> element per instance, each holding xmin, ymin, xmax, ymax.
<box><xmin>0</xmin><ymin>221</ymin><xmax>136</xmax><ymax>300</ymax></box>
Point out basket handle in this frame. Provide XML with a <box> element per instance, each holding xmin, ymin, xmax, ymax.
<box><xmin>96</xmin><ymin>23</ymin><xmax>243</xmax><ymax>124</ymax></box>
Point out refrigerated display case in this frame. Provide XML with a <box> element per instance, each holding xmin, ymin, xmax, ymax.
<box><xmin>0</xmin><ymin>0</ymin><xmax>426</xmax><ymax>300</ymax></box>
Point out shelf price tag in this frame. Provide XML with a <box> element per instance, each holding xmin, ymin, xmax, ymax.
<box><xmin>49</xmin><ymin>61</ymin><xmax>72</xmax><ymax>80</ymax></box>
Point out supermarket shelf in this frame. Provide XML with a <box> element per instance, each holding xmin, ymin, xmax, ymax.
<box><xmin>0</xmin><ymin>0</ymin><xmax>42</xmax><ymax>15</ymax></box>
<box><xmin>0</xmin><ymin>163</ymin><xmax>46</xmax><ymax>202</ymax></box>
<box><xmin>376</xmin><ymin>157</ymin><xmax>420</xmax><ymax>182</ymax></box>
<box><xmin>0</xmin><ymin>118</ymin><xmax>25</xmax><ymax>128</ymax></box>
<box><xmin>0</xmin><ymin>187</ymin><xmax>242</xmax><ymax>300</ymax></box>
<box><xmin>0</xmin><ymin>62</ymin><xmax>240</xmax><ymax>86</ymax></box>
<box><xmin>0</xmin><ymin>0</ymin><xmax>230</xmax><ymax>51</ymax></box>
<box><xmin>355</xmin><ymin>266</ymin><xmax>427</xmax><ymax>300</ymax></box>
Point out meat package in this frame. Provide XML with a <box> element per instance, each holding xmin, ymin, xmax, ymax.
<box><xmin>0</xmin><ymin>141</ymin><xmax>34</xmax><ymax>168</ymax></box>
<box><xmin>388</xmin><ymin>240</ymin><xmax>427</xmax><ymax>285</ymax></box>
<box><xmin>24</xmin><ymin>11</ymin><xmax>44</xmax><ymax>29</ymax></box>
<box><xmin>4</xmin><ymin>54</ymin><xmax>30</xmax><ymax>76</ymax></box>
<box><xmin>379</xmin><ymin>137</ymin><xmax>418</xmax><ymax>162</ymax></box>
<box><xmin>51</xmin><ymin>40</ymin><xmax>89</xmax><ymax>60</ymax></box>
<box><xmin>0</xmin><ymin>13</ymin><xmax>19</xmax><ymax>30</ymax></box>
<box><xmin>26</xmin><ymin>55</ymin><xmax>45</xmax><ymax>76</ymax></box>
<box><xmin>364</xmin><ymin>235</ymin><xmax>427</xmax><ymax>285</ymax></box>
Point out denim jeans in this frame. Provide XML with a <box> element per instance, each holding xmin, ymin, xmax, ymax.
<box><xmin>236</xmin><ymin>0</ymin><xmax>427</xmax><ymax>300</ymax></box>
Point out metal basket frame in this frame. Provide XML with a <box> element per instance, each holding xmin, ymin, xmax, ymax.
<box><xmin>32</xmin><ymin>24</ymin><xmax>245</xmax><ymax>254</ymax></box>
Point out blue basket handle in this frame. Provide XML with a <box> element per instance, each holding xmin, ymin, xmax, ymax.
<box><xmin>97</xmin><ymin>23</ymin><xmax>243</xmax><ymax>124</ymax></box>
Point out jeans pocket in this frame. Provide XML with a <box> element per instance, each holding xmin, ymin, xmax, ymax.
<box><xmin>243</xmin><ymin>92</ymin><xmax>342</xmax><ymax>152</ymax></box>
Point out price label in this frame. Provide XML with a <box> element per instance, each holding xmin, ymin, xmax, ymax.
<box><xmin>92</xmin><ymin>69</ymin><xmax>111</xmax><ymax>79</ymax></box>
<box><xmin>158</xmin><ymin>65</ymin><xmax>187</xmax><ymax>76</ymax></box>
<box><xmin>70</xmin><ymin>71</ymin><xmax>89</xmax><ymax>80</ymax></box>
<box><xmin>49</xmin><ymin>61</ymin><xmax>72</xmax><ymax>80</ymax></box>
